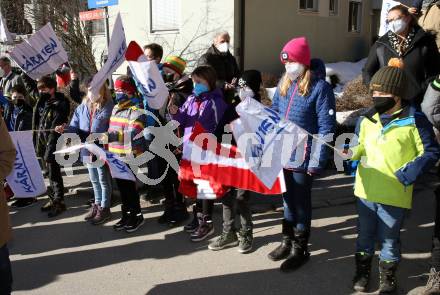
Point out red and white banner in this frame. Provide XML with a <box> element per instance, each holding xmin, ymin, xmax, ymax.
<box><xmin>125</xmin><ymin>41</ymin><xmax>169</xmax><ymax>110</ymax></box>
<box><xmin>178</xmin><ymin>123</ymin><xmax>286</xmax><ymax>199</ymax></box>
<box><xmin>79</xmin><ymin>9</ymin><xmax>105</xmax><ymax>22</ymax></box>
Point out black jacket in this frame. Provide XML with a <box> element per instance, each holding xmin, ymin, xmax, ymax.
<box><xmin>3</xmin><ymin>102</ymin><xmax>33</xmax><ymax>131</ymax></box>
<box><xmin>197</xmin><ymin>45</ymin><xmax>240</xmax><ymax>88</ymax></box>
<box><xmin>33</xmin><ymin>92</ymin><xmax>70</xmax><ymax>161</ymax></box>
<box><xmin>362</xmin><ymin>26</ymin><xmax>440</xmax><ymax>102</ymax></box>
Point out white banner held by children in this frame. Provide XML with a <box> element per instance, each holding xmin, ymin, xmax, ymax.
<box><xmin>379</xmin><ymin>0</ymin><xmax>402</xmax><ymax>36</ymax></box>
<box><xmin>89</xmin><ymin>13</ymin><xmax>127</xmax><ymax>99</ymax></box>
<box><xmin>6</xmin><ymin>131</ymin><xmax>46</xmax><ymax>198</ymax></box>
<box><xmin>231</xmin><ymin>97</ymin><xmax>308</xmax><ymax>189</ymax></box>
<box><xmin>9</xmin><ymin>23</ymin><xmax>68</xmax><ymax>80</ymax></box>
<box><xmin>125</xmin><ymin>41</ymin><xmax>169</xmax><ymax>110</ymax></box>
<box><xmin>0</xmin><ymin>12</ymin><xmax>13</xmax><ymax>43</ymax></box>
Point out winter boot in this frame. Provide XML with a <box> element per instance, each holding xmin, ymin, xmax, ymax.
<box><xmin>41</xmin><ymin>187</ymin><xmax>54</xmax><ymax>212</ymax></box>
<box><xmin>124</xmin><ymin>212</ymin><xmax>145</xmax><ymax>233</ymax></box>
<box><xmin>47</xmin><ymin>199</ymin><xmax>66</xmax><ymax>218</ymax></box>
<box><xmin>268</xmin><ymin>219</ymin><xmax>294</xmax><ymax>261</ymax></box>
<box><xmin>238</xmin><ymin>228</ymin><xmax>253</xmax><ymax>254</ymax></box>
<box><xmin>208</xmin><ymin>230</ymin><xmax>238</xmax><ymax>251</ymax></box>
<box><xmin>352</xmin><ymin>252</ymin><xmax>373</xmax><ymax>292</ymax></box>
<box><xmin>158</xmin><ymin>200</ymin><xmax>173</xmax><ymax>224</ymax></box>
<box><xmin>378</xmin><ymin>260</ymin><xmax>398</xmax><ymax>294</ymax></box>
<box><xmin>113</xmin><ymin>205</ymin><xmax>129</xmax><ymax>231</ymax></box>
<box><xmin>168</xmin><ymin>204</ymin><xmax>189</xmax><ymax>227</ymax></box>
<box><xmin>85</xmin><ymin>203</ymin><xmax>98</xmax><ymax>221</ymax></box>
<box><xmin>280</xmin><ymin>229</ymin><xmax>310</xmax><ymax>272</ymax></box>
<box><xmin>423</xmin><ymin>268</ymin><xmax>440</xmax><ymax>295</ymax></box>
<box><xmin>184</xmin><ymin>205</ymin><xmax>200</xmax><ymax>233</ymax></box>
<box><xmin>92</xmin><ymin>207</ymin><xmax>112</xmax><ymax>225</ymax></box>
<box><xmin>190</xmin><ymin>214</ymin><xmax>214</xmax><ymax>242</ymax></box>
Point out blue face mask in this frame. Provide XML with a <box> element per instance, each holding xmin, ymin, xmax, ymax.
<box><xmin>193</xmin><ymin>83</ymin><xmax>209</xmax><ymax>96</ymax></box>
<box><xmin>115</xmin><ymin>92</ymin><xmax>129</xmax><ymax>103</ymax></box>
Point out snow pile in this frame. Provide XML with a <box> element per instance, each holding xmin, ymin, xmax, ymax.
<box><xmin>326</xmin><ymin>58</ymin><xmax>367</xmax><ymax>97</ymax></box>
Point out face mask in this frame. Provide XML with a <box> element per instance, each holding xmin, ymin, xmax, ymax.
<box><xmin>163</xmin><ymin>73</ymin><xmax>175</xmax><ymax>83</ymax></box>
<box><xmin>373</xmin><ymin>96</ymin><xmax>396</xmax><ymax>114</ymax></box>
<box><xmin>389</xmin><ymin>18</ymin><xmax>408</xmax><ymax>34</ymax></box>
<box><xmin>115</xmin><ymin>92</ymin><xmax>129</xmax><ymax>103</ymax></box>
<box><xmin>193</xmin><ymin>83</ymin><xmax>210</xmax><ymax>96</ymax></box>
<box><xmin>14</xmin><ymin>100</ymin><xmax>25</xmax><ymax>107</ymax></box>
<box><xmin>39</xmin><ymin>92</ymin><xmax>51</xmax><ymax>101</ymax></box>
<box><xmin>12</xmin><ymin>95</ymin><xmax>24</xmax><ymax>105</ymax></box>
<box><xmin>285</xmin><ymin>63</ymin><xmax>305</xmax><ymax>81</ymax></box>
<box><xmin>0</xmin><ymin>68</ymin><xmax>4</xmax><ymax>78</ymax></box>
<box><xmin>239</xmin><ymin>87</ymin><xmax>254</xmax><ymax>100</ymax></box>
<box><xmin>217</xmin><ymin>42</ymin><xmax>229</xmax><ymax>53</ymax></box>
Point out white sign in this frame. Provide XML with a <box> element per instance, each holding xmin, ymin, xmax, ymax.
<box><xmin>0</xmin><ymin>12</ymin><xmax>13</xmax><ymax>44</ymax></box>
<box><xmin>9</xmin><ymin>23</ymin><xmax>68</xmax><ymax>80</ymax></box>
<box><xmin>379</xmin><ymin>0</ymin><xmax>401</xmax><ymax>36</ymax></box>
<box><xmin>125</xmin><ymin>41</ymin><xmax>169</xmax><ymax>110</ymax></box>
<box><xmin>6</xmin><ymin>131</ymin><xmax>46</xmax><ymax>198</ymax></box>
<box><xmin>89</xmin><ymin>13</ymin><xmax>126</xmax><ymax>99</ymax></box>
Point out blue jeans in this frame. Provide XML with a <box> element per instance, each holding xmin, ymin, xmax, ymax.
<box><xmin>356</xmin><ymin>198</ymin><xmax>406</xmax><ymax>262</ymax></box>
<box><xmin>0</xmin><ymin>244</ymin><xmax>12</xmax><ymax>295</ymax></box>
<box><xmin>283</xmin><ymin>170</ymin><xmax>313</xmax><ymax>232</ymax></box>
<box><xmin>87</xmin><ymin>164</ymin><xmax>112</xmax><ymax>208</ymax></box>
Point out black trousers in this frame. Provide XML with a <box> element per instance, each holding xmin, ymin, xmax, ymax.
<box><xmin>0</xmin><ymin>244</ymin><xmax>12</xmax><ymax>295</ymax></box>
<box><xmin>163</xmin><ymin>165</ymin><xmax>184</xmax><ymax>206</ymax></box>
<box><xmin>47</xmin><ymin>160</ymin><xmax>64</xmax><ymax>201</ymax></box>
<box><xmin>222</xmin><ymin>189</ymin><xmax>252</xmax><ymax>233</ymax></box>
<box><xmin>116</xmin><ymin>179</ymin><xmax>141</xmax><ymax>215</ymax></box>
<box><xmin>195</xmin><ymin>199</ymin><xmax>214</xmax><ymax>217</ymax></box>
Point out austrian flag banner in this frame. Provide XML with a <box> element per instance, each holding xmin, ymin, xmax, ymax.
<box><xmin>9</xmin><ymin>23</ymin><xmax>68</xmax><ymax>80</ymax></box>
<box><xmin>6</xmin><ymin>131</ymin><xmax>46</xmax><ymax>198</ymax></box>
<box><xmin>178</xmin><ymin>123</ymin><xmax>286</xmax><ymax>199</ymax></box>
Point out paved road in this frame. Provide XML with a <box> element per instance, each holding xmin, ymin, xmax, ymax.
<box><xmin>6</xmin><ymin>167</ymin><xmax>438</xmax><ymax>295</ymax></box>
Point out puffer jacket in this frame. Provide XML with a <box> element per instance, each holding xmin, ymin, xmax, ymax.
<box><xmin>3</xmin><ymin>101</ymin><xmax>33</xmax><ymax>131</ymax></box>
<box><xmin>0</xmin><ymin>117</ymin><xmax>16</xmax><ymax>247</ymax></box>
<box><xmin>421</xmin><ymin>76</ymin><xmax>440</xmax><ymax>129</ymax></box>
<box><xmin>362</xmin><ymin>26</ymin><xmax>440</xmax><ymax>102</ymax></box>
<box><xmin>33</xmin><ymin>92</ymin><xmax>70</xmax><ymax>161</ymax></box>
<box><xmin>271</xmin><ymin>74</ymin><xmax>336</xmax><ymax>174</ymax></box>
<box><xmin>351</xmin><ymin>105</ymin><xmax>440</xmax><ymax>209</ymax></box>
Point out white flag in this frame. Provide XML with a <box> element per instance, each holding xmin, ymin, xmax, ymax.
<box><xmin>6</xmin><ymin>131</ymin><xmax>46</xmax><ymax>198</ymax></box>
<box><xmin>379</xmin><ymin>0</ymin><xmax>402</xmax><ymax>36</ymax></box>
<box><xmin>89</xmin><ymin>13</ymin><xmax>127</xmax><ymax>99</ymax></box>
<box><xmin>125</xmin><ymin>41</ymin><xmax>169</xmax><ymax>109</ymax></box>
<box><xmin>0</xmin><ymin>12</ymin><xmax>13</xmax><ymax>44</ymax></box>
<box><xmin>9</xmin><ymin>23</ymin><xmax>68</xmax><ymax>80</ymax></box>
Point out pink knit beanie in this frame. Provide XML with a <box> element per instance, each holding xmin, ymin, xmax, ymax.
<box><xmin>280</xmin><ymin>37</ymin><xmax>311</xmax><ymax>66</ymax></box>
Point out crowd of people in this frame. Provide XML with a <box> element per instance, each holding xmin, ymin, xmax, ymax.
<box><xmin>1</xmin><ymin>2</ymin><xmax>440</xmax><ymax>294</ymax></box>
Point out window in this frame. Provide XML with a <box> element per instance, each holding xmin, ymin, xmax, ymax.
<box><xmin>329</xmin><ymin>0</ymin><xmax>338</xmax><ymax>15</ymax></box>
<box><xmin>150</xmin><ymin>0</ymin><xmax>180</xmax><ymax>33</ymax></box>
<box><xmin>348</xmin><ymin>1</ymin><xmax>362</xmax><ymax>33</ymax></box>
<box><xmin>89</xmin><ymin>19</ymin><xmax>106</xmax><ymax>36</ymax></box>
<box><xmin>299</xmin><ymin>0</ymin><xmax>319</xmax><ymax>12</ymax></box>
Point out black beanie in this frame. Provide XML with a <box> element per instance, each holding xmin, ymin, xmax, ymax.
<box><xmin>238</xmin><ymin>70</ymin><xmax>262</xmax><ymax>95</ymax></box>
<box><xmin>369</xmin><ymin>66</ymin><xmax>408</xmax><ymax>100</ymax></box>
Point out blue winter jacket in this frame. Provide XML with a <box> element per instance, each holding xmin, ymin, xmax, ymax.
<box><xmin>271</xmin><ymin>69</ymin><xmax>336</xmax><ymax>174</ymax></box>
<box><xmin>68</xmin><ymin>99</ymin><xmax>114</xmax><ymax>159</ymax></box>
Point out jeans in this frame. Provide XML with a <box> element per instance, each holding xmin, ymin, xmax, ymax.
<box><xmin>47</xmin><ymin>160</ymin><xmax>64</xmax><ymax>201</ymax></box>
<box><xmin>356</xmin><ymin>198</ymin><xmax>406</xmax><ymax>262</ymax></box>
<box><xmin>87</xmin><ymin>164</ymin><xmax>112</xmax><ymax>208</ymax></box>
<box><xmin>283</xmin><ymin>170</ymin><xmax>313</xmax><ymax>232</ymax></box>
<box><xmin>222</xmin><ymin>189</ymin><xmax>252</xmax><ymax>233</ymax></box>
<box><xmin>115</xmin><ymin>178</ymin><xmax>141</xmax><ymax>215</ymax></box>
<box><xmin>0</xmin><ymin>244</ymin><xmax>12</xmax><ymax>295</ymax></box>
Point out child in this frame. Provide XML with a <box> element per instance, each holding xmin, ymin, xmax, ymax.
<box><xmin>108</xmin><ymin>75</ymin><xmax>147</xmax><ymax>233</ymax></box>
<box><xmin>168</xmin><ymin>65</ymin><xmax>227</xmax><ymax>242</ymax></box>
<box><xmin>208</xmin><ymin>70</ymin><xmax>262</xmax><ymax>253</ymax></box>
<box><xmin>349</xmin><ymin>64</ymin><xmax>440</xmax><ymax>293</ymax></box>
<box><xmin>55</xmin><ymin>84</ymin><xmax>114</xmax><ymax>225</ymax></box>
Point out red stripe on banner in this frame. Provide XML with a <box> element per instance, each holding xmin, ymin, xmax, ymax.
<box><xmin>125</xmin><ymin>41</ymin><xmax>144</xmax><ymax>61</ymax></box>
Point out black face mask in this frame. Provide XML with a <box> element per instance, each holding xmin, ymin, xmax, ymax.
<box><xmin>14</xmin><ymin>100</ymin><xmax>25</xmax><ymax>107</ymax></box>
<box><xmin>163</xmin><ymin>73</ymin><xmax>175</xmax><ymax>83</ymax></box>
<box><xmin>39</xmin><ymin>92</ymin><xmax>51</xmax><ymax>101</ymax></box>
<box><xmin>373</xmin><ymin>96</ymin><xmax>396</xmax><ymax>114</ymax></box>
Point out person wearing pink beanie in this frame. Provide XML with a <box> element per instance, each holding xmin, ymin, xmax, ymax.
<box><xmin>267</xmin><ymin>37</ymin><xmax>336</xmax><ymax>272</ymax></box>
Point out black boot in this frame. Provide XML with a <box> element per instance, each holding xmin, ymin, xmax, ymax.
<box><xmin>280</xmin><ymin>229</ymin><xmax>310</xmax><ymax>272</ymax></box>
<box><xmin>379</xmin><ymin>260</ymin><xmax>398</xmax><ymax>294</ymax></box>
<box><xmin>184</xmin><ymin>205</ymin><xmax>200</xmax><ymax>233</ymax></box>
<box><xmin>352</xmin><ymin>252</ymin><xmax>373</xmax><ymax>292</ymax></box>
<box><xmin>158</xmin><ymin>200</ymin><xmax>173</xmax><ymax>224</ymax></box>
<box><xmin>268</xmin><ymin>219</ymin><xmax>294</xmax><ymax>261</ymax></box>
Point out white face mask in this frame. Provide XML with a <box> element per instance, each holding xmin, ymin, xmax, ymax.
<box><xmin>389</xmin><ymin>18</ymin><xmax>408</xmax><ymax>34</ymax></box>
<box><xmin>217</xmin><ymin>42</ymin><xmax>229</xmax><ymax>53</ymax></box>
<box><xmin>0</xmin><ymin>68</ymin><xmax>5</xmax><ymax>78</ymax></box>
<box><xmin>238</xmin><ymin>87</ymin><xmax>254</xmax><ymax>100</ymax></box>
<box><xmin>285</xmin><ymin>63</ymin><xmax>305</xmax><ymax>81</ymax></box>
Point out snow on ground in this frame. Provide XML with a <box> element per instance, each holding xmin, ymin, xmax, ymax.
<box><xmin>325</xmin><ymin>58</ymin><xmax>366</xmax><ymax>98</ymax></box>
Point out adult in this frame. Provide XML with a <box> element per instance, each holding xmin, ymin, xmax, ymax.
<box><xmin>362</xmin><ymin>5</ymin><xmax>440</xmax><ymax>103</ymax></box>
<box><xmin>0</xmin><ymin>56</ymin><xmax>25</xmax><ymax>99</ymax></box>
<box><xmin>0</xmin><ymin>117</ymin><xmax>17</xmax><ymax>295</ymax></box>
<box><xmin>197</xmin><ymin>31</ymin><xmax>240</xmax><ymax>102</ymax></box>
<box><xmin>268</xmin><ymin>37</ymin><xmax>336</xmax><ymax>272</ymax></box>
<box><xmin>417</xmin><ymin>1</ymin><xmax>440</xmax><ymax>51</ymax></box>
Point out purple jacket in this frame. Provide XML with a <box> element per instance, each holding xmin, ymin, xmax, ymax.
<box><xmin>172</xmin><ymin>88</ymin><xmax>227</xmax><ymax>143</ymax></box>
